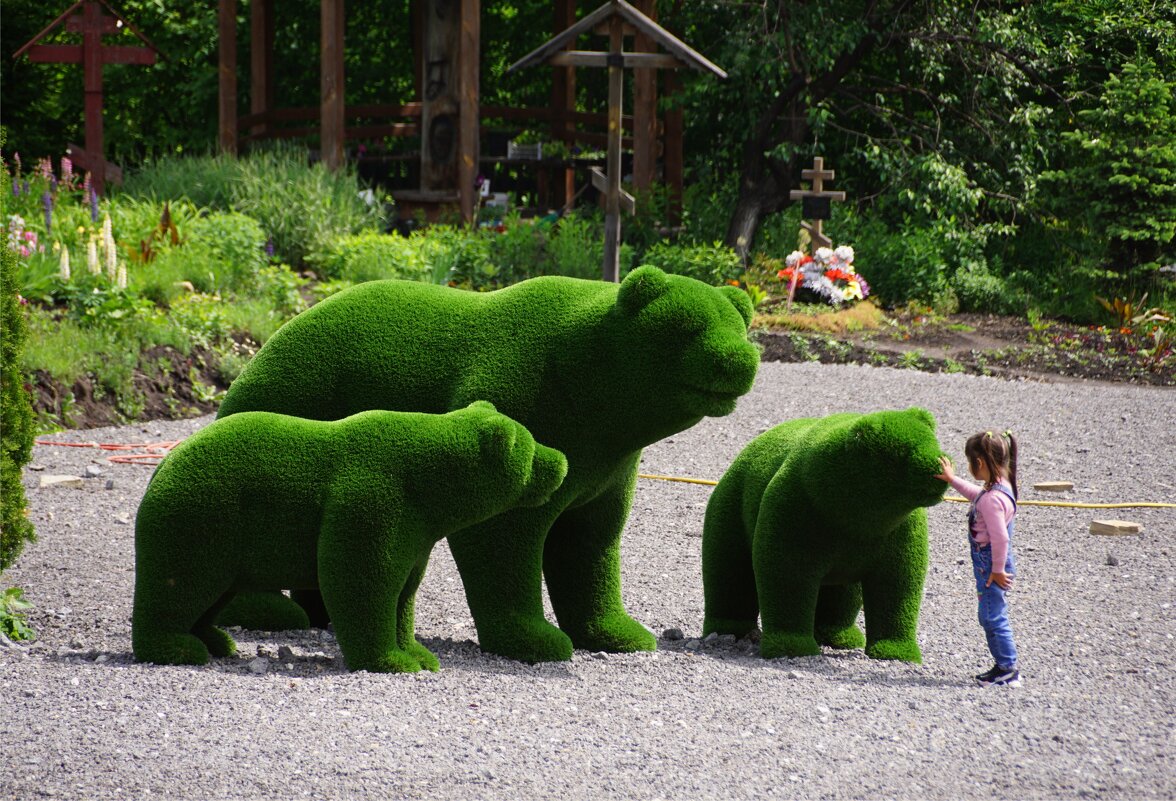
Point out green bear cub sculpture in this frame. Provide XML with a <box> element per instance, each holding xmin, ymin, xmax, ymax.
<box><xmin>702</xmin><ymin>408</ymin><xmax>947</xmax><ymax>663</ymax></box>
<box><xmin>216</xmin><ymin>266</ymin><xmax>759</xmax><ymax>663</ymax></box>
<box><xmin>132</xmin><ymin>402</ymin><xmax>567</xmax><ymax>673</ymax></box>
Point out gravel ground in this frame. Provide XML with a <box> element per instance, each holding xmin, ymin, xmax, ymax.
<box><xmin>2</xmin><ymin>361</ymin><xmax>1174</xmax><ymax>801</ymax></box>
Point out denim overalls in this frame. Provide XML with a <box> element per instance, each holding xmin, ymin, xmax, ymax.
<box><xmin>969</xmin><ymin>484</ymin><xmax>1018</xmax><ymax>670</ymax></box>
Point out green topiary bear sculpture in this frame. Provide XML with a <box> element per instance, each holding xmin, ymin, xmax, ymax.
<box><xmin>216</xmin><ymin>267</ymin><xmax>760</xmax><ymax>662</ymax></box>
<box><xmin>702</xmin><ymin>408</ymin><xmax>947</xmax><ymax>663</ymax></box>
<box><xmin>132</xmin><ymin>402</ymin><xmax>568</xmax><ymax>673</ymax></box>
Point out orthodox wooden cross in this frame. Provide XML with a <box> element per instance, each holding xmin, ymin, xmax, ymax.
<box><xmin>509</xmin><ymin>0</ymin><xmax>725</xmax><ymax>282</ymax></box>
<box><xmin>14</xmin><ymin>0</ymin><xmax>158</xmax><ymax>196</ymax></box>
<box><xmin>788</xmin><ymin>157</ymin><xmax>846</xmax><ymax>249</ymax></box>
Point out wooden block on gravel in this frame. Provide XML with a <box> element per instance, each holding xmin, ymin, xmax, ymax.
<box><xmin>1090</xmin><ymin>520</ymin><xmax>1143</xmax><ymax>536</ymax></box>
<box><xmin>1034</xmin><ymin>481</ymin><xmax>1074</xmax><ymax>492</ymax></box>
<box><xmin>39</xmin><ymin>475</ymin><xmax>84</xmax><ymax>489</ymax></box>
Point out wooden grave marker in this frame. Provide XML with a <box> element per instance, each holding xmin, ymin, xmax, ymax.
<box><xmin>14</xmin><ymin>0</ymin><xmax>159</xmax><ymax>196</ymax></box>
<box><xmin>789</xmin><ymin>157</ymin><xmax>846</xmax><ymax>249</ymax></box>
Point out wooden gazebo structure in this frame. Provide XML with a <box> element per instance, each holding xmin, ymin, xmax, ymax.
<box><xmin>215</xmin><ymin>0</ymin><xmax>691</xmax><ymax>224</ymax></box>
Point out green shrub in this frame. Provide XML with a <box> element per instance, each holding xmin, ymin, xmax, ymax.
<box><xmin>307</xmin><ymin>230</ymin><xmax>433</xmax><ymax>283</ymax></box>
<box><xmin>2</xmin><ymin>169</ymin><xmax>38</xmax><ymax>573</ymax></box>
<box><xmin>228</xmin><ymin>144</ymin><xmax>383</xmax><ymax>267</ymax></box>
<box><xmin>486</xmin><ymin>213</ymin><xmax>547</xmax><ymax>284</ymax></box>
<box><xmin>121</xmin><ymin>152</ymin><xmax>240</xmax><ymax>210</ymax></box>
<box><xmin>640</xmin><ymin>241</ymin><xmax>742</xmax><ymax>285</ymax></box>
<box><xmin>951</xmin><ymin>265</ymin><xmax>1028</xmax><ymax>315</ymax></box>
<box><xmin>546</xmin><ymin>214</ymin><xmax>633</xmax><ymax>280</ymax></box>
<box><xmin>186</xmin><ymin>211</ymin><xmax>268</xmax><ymax>291</ymax></box>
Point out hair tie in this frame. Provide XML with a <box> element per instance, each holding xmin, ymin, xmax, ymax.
<box><xmin>984</xmin><ymin>431</ymin><xmax>993</xmax><ymax>439</ymax></box>
<box><xmin>1002</xmin><ymin>429</ymin><xmax>1013</xmax><ymax>439</ymax></box>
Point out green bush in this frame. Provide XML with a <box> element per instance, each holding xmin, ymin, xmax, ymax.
<box><xmin>486</xmin><ymin>213</ymin><xmax>547</xmax><ymax>285</ymax></box>
<box><xmin>186</xmin><ymin>211</ymin><xmax>268</xmax><ymax>291</ymax></box>
<box><xmin>228</xmin><ymin>145</ymin><xmax>384</xmax><ymax>267</ymax></box>
<box><xmin>2</xmin><ymin>175</ymin><xmax>37</xmax><ymax>574</ymax></box>
<box><xmin>640</xmin><ymin>241</ymin><xmax>743</xmax><ymax>285</ymax></box>
<box><xmin>121</xmin><ymin>152</ymin><xmax>240</xmax><ymax>211</ymax></box>
<box><xmin>546</xmin><ymin>214</ymin><xmax>633</xmax><ymax>280</ymax></box>
<box><xmin>950</xmin><ymin>264</ymin><xmax>1029</xmax><ymax>315</ymax></box>
<box><xmin>307</xmin><ymin>230</ymin><xmax>433</xmax><ymax>283</ymax></box>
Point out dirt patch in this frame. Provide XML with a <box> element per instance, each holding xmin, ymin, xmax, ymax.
<box><xmin>28</xmin><ymin>346</ymin><xmax>229</xmax><ymax>430</ymax></box>
<box><xmin>755</xmin><ymin>311</ymin><xmax>1175</xmax><ymax>387</ymax></box>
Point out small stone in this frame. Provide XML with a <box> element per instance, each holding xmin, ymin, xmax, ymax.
<box><xmin>84</xmin><ymin>465</ymin><xmax>104</xmax><ymax>478</ymax></box>
<box><xmin>590</xmin><ymin>651</ymin><xmax>607</xmax><ymax>660</ymax></box>
<box><xmin>788</xmin><ymin>670</ymin><xmax>802</xmax><ymax>679</ymax></box>
<box><xmin>277</xmin><ymin>645</ymin><xmax>295</xmax><ymax>661</ymax></box>
<box><xmin>661</xmin><ymin>627</ymin><xmax>685</xmax><ymax>641</ymax></box>
<box><xmin>70</xmin><ymin>639</ymin><xmax>84</xmax><ymax>649</ymax></box>
<box><xmin>105</xmin><ymin>479</ymin><xmax>115</xmax><ymax>490</ymax></box>
<box><xmin>114</xmin><ymin>514</ymin><xmax>131</xmax><ymax>525</ymax></box>
<box><xmin>1105</xmin><ymin>554</ymin><xmax>1120</xmax><ymax>566</ymax></box>
<box><xmin>703</xmin><ymin>632</ymin><xmax>720</xmax><ymax>644</ymax></box>
<box><xmin>248</xmin><ymin>657</ymin><xmax>269</xmax><ymax>674</ymax></box>
<box><xmin>27</xmin><ymin>464</ymin><xmax>45</xmax><ymax>472</ymax></box>
<box><xmin>684</xmin><ymin>639</ymin><xmax>702</xmax><ymax>651</ymax></box>
<box><xmin>39</xmin><ymin>475</ymin><xmax>84</xmax><ymax>489</ymax></box>
<box><xmin>1090</xmin><ymin>520</ymin><xmax>1143</xmax><ymax>536</ymax></box>
<box><xmin>94</xmin><ymin>654</ymin><xmax>109</xmax><ymax>663</ymax></box>
<box><xmin>717</xmin><ymin>634</ymin><xmax>737</xmax><ymax>645</ymax></box>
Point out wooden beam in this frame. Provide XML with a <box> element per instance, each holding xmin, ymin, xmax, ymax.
<box><xmin>320</xmin><ymin>0</ymin><xmax>345</xmax><ymax>170</ymax></box>
<box><xmin>602</xmin><ymin>15</ymin><xmax>624</xmax><ymax>283</ymax></box>
<box><xmin>663</xmin><ymin>68</ymin><xmax>683</xmax><ymax>225</ymax></box>
<box><xmin>590</xmin><ymin>167</ymin><xmax>635</xmax><ymax>214</ymax></box>
<box><xmin>218</xmin><ymin>0</ymin><xmax>237</xmax><ymax>156</ymax></box>
<box><xmin>84</xmin><ymin>0</ymin><xmax>106</xmax><ymax>193</ymax></box>
<box><xmin>547</xmin><ymin>51</ymin><xmax>684</xmax><ymax>69</ymax></box>
<box><xmin>25</xmin><ymin>43</ymin><xmax>155</xmax><ymax>65</ymax></box>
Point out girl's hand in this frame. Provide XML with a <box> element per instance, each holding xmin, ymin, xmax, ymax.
<box><xmin>986</xmin><ymin>571</ymin><xmax>1013</xmax><ymax>590</ymax></box>
<box><xmin>934</xmin><ymin>455</ymin><xmax>955</xmax><ymax>483</ymax></box>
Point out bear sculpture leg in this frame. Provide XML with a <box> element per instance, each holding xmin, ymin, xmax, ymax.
<box><xmin>448</xmin><ymin>507</ymin><xmax>574</xmax><ymax>663</ymax></box>
<box><xmin>859</xmin><ymin>514</ymin><xmax>926</xmax><ymax>663</ymax></box>
<box><xmin>543</xmin><ymin>476</ymin><xmax>656</xmax><ymax>653</ymax></box>
<box><xmin>814</xmin><ymin>584</ymin><xmax>867</xmax><ymax>650</ymax></box>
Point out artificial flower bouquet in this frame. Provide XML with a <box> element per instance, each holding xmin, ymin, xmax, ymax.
<box><xmin>777</xmin><ymin>245</ymin><xmax>870</xmax><ymax>308</ymax></box>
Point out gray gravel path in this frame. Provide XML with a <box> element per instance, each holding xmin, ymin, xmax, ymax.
<box><xmin>2</xmin><ymin>362</ymin><xmax>1174</xmax><ymax>801</ymax></box>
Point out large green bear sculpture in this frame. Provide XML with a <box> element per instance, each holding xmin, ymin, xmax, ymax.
<box><xmin>702</xmin><ymin>408</ymin><xmax>946</xmax><ymax>663</ymax></box>
<box><xmin>217</xmin><ymin>267</ymin><xmax>760</xmax><ymax>662</ymax></box>
<box><xmin>133</xmin><ymin>402</ymin><xmax>568</xmax><ymax>672</ymax></box>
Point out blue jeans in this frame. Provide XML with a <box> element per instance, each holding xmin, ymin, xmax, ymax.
<box><xmin>971</xmin><ymin>544</ymin><xmax>1018</xmax><ymax>670</ymax></box>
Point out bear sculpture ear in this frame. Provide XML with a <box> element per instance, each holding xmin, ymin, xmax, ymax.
<box><xmin>464</xmin><ymin>400</ymin><xmax>499</xmax><ymax>415</ymax></box>
<box><xmin>717</xmin><ymin>285</ymin><xmax>754</xmax><ymax>327</ymax></box>
<box><xmin>907</xmin><ymin>407</ymin><xmax>936</xmax><ymax>430</ymax></box>
<box><xmin>617</xmin><ymin>266</ymin><xmax>670</xmax><ymax>315</ymax></box>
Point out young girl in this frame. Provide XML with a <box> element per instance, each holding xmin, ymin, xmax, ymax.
<box><xmin>936</xmin><ymin>430</ymin><xmax>1021</xmax><ymax>687</ymax></box>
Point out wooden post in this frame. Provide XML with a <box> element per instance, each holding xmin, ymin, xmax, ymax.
<box><xmin>457</xmin><ymin>0</ymin><xmax>480</xmax><ymax>223</ymax></box>
<box><xmin>631</xmin><ymin>0</ymin><xmax>657</xmax><ymax>192</ymax></box>
<box><xmin>218</xmin><ymin>0</ymin><xmax>237</xmax><ymax>156</ymax></box>
<box><xmin>250</xmin><ymin>0</ymin><xmax>274</xmax><ymax>140</ymax></box>
<box><xmin>552</xmin><ymin>0</ymin><xmax>577</xmax><ymax>211</ymax></box>
<box><xmin>420</xmin><ymin>0</ymin><xmax>460</xmax><ymax>193</ymax></box>
<box><xmin>663</xmin><ymin>68</ymin><xmax>683</xmax><ymax>225</ymax></box>
<box><xmin>321</xmin><ymin>0</ymin><xmax>346</xmax><ymax>170</ymax></box>
<box><xmin>602</xmin><ymin>15</ymin><xmax>625</xmax><ymax>282</ymax></box>
<box><xmin>82</xmin><ymin>0</ymin><xmax>106</xmax><ymax>187</ymax></box>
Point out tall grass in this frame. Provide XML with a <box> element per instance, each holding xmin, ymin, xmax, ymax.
<box><xmin>121</xmin><ymin>153</ymin><xmax>239</xmax><ymax>210</ymax></box>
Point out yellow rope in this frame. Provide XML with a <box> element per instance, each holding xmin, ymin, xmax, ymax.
<box><xmin>636</xmin><ymin>473</ymin><xmax>1176</xmax><ymax>509</ymax></box>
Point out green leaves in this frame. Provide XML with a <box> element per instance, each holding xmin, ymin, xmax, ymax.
<box><xmin>1</xmin><ymin>586</ymin><xmax>35</xmax><ymax>641</ymax></box>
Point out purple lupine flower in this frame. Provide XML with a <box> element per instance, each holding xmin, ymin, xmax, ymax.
<box><xmin>49</xmin><ymin>174</ymin><xmax>58</xmax><ymax>192</ymax></box>
<box><xmin>90</xmin><ymin>187</ymin><xmax>100</xmax><ymax>223</ymax></box>
<box><xmin>10</xmin><ymin>180</ymin><xmax>17</xmax><ymax>198</ymax></box>
<box><xmin>43</xmin><ymin>190</ymin><xmax>53</xmax><ymax>236</ymax></box>
<box><xmin>22</xmin><ymin>180</ymin><xmax>29</xmax><ymax>195</ymax></box>
<box><xmin>265</xmin><ymin>238</ymin><xmax>275</xmax><ymax>259</ymax></box>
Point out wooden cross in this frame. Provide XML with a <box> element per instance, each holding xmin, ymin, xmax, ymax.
<box><xmin>788</xmin><ymin>157</ymin><xmax>846</xmax><ymax>249</ymax></box>
<box><xmin>14</xmin><ymin>0</ymin><xmax>158</xmax><ymax>196</ymax></box>
<box><xmin>509</xmin><ymin>0</ymin><xmax>725</xmax><ymax>282</ymax></box>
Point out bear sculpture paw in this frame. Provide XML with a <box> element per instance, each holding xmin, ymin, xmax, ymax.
<box><xmin>815</xmin><ymin>624</ymin><xmax>866</xmax><ymax>650</ymax></box>
<box><xmin>760</xmin><ymin>631</ymin><xmax>821</xmax><ymax>659</ymax></box>
<box><xmin>865</xmin><ymin>638</ymin><xmax>922</xmax><ymax>663</ymax></box>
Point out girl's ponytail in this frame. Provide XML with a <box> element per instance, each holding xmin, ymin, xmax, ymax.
<box><xmin>1004</xmin><ymin>430</ymin><xmax>1019</xmax><ymax>500</ymax></box>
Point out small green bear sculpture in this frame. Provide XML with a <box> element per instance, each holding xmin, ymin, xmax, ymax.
<box><xmin>132</xmin><ymin>402</ymin><xmax>568</xmax><ymax>673</ymax></box>
<box><xmin>216</xmin><ymin>267</ymin><xmax>760</xmax><ymax>663</ymax></box>
<box><xmin>702</xmin><ymin>408</ymin><xmax>947</xmax><ymax>663</ymax></box>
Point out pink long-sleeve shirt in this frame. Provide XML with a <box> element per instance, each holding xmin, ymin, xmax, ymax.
<box><xmin>950</xmin><ymin>476</ymin><xmax>1016</xmax><ymax>572</ymax></box>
